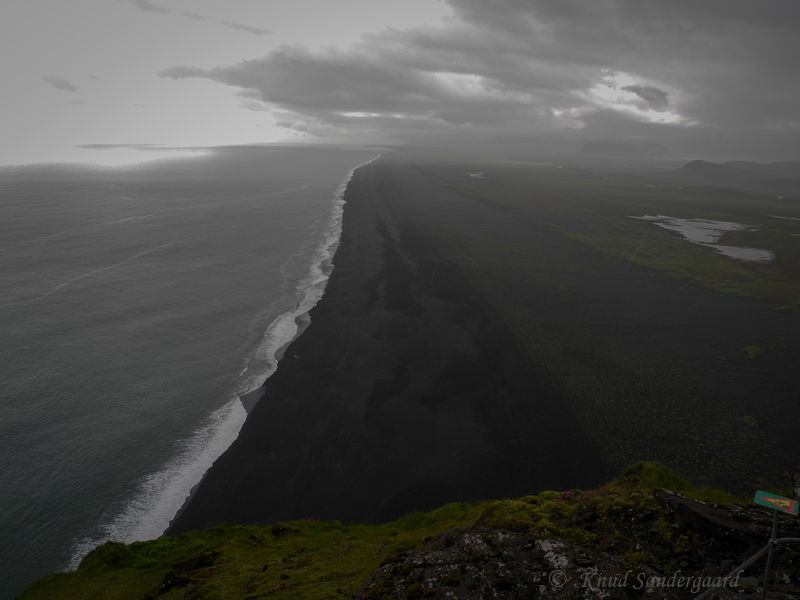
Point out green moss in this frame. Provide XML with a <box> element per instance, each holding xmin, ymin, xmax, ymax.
<box><xmin>564</xmin><ymin>230</ymin><xmax>800</xmax><ymax>305</ymax></box>
<box><xmin>776</xmin><ymin>302</ymin><xmax>800</xmax><ymax>312</ymax></box>
<box><xmin>618</xmin><ymin>461</ymin><xmax>693</xmax><ymax>492</ymax></box>
<box><xmin>739</xmin><ymin>415</ymin><xmax>759</xmax><ymax>428</ymax></box>
<box><xmin>19</xmin><ymin>463</ymin><xmax>744</xmax><ymax>600</ymax></box>
<box><xmin>742</xmin><ymin>345</ymin><xmax>766</xmax><ymax>359</ymax></box>
<box><xmin>689</xmin><ymin>487</ymin><xmax>742</xmax><ymax>504</ymax></box>
<box><xmin>77</xmin><ymin>542</ymin><xmax>137</xmax><ymax>571</ymax></box>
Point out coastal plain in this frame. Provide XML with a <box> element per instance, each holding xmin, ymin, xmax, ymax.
<box><xmin>170</xmin><ymin>151</ymin><xmax>800</xmax><ymax>534</ymax></box>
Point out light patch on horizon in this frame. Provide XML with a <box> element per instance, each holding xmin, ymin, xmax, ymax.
<box><xmin>75</xmin><ymin>145</ymin><xmax>211</xmax><ymax>166</ymax></box>
<box><xmin>341</xmin><ymin>111</ymin><xmax>393</xmax><ymax>118</ymax></box>
<box><xmin>550</xmin><ymin>107</ymin><xmax>592</xmax><ymax>129</ymax></box>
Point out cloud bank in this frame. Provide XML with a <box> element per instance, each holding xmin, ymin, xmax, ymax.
<box><xmin>161</xmin><ymin>0</ymin><xmax>800</xmax><ymax>159</ymax></box>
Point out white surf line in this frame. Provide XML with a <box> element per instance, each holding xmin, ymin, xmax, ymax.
<box><xmin>769</xmin><ymin>214</ymin><xmax>800</xmax><ymax>221</ymax></box>
<box><xmin>233</xmin><ymin>152</ymin><xmax>384</xmax><ymax>399</ymax></box>
<box><xmin>66</xmin><ymin>397</ymin><xmax>248</xmax><ymax>569</ymax></box>
<box><xmin>65</xmin><ymin>154</ymin><xmax>384</xmax><ymax>570</ymax></box>
<box><xmin>36</xmin><ymin>241</ymin><xmax>182</xmax><ymax>300</ymax></box>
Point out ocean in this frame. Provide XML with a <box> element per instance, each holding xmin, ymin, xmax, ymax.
<box><xmin>0</xmin><ymin>145</ymin><xmax>378</xmax><ymax>598</ymax></box>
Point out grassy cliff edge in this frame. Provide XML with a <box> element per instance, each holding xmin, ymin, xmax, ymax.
<box><xmin>19</xmin><ymin>463</ymin><xmax>800</xmax><ymax>599</ymax></box>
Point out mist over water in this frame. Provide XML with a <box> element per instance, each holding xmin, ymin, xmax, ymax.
<box><xmin>0</xmin><ymin>146</ymin><xmax>377</xmax><ymax>598</ymax></box>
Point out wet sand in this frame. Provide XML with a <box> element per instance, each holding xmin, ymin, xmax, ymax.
<box><xmin>169</xmin><ymin>152</ymin><xmax>800</xmax><ymax>534</ymax></box>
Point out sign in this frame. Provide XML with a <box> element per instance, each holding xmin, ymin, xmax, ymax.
<box><xmin>754</xmin><ymin>490</ymin><xmax>799</xmax><ymax>516</ymax></box>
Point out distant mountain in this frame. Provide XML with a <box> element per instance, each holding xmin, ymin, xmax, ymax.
<box><xmin>676</xmin><ymin>159</ymin><xmax>737</xmax><ymax>177</ymax></box>
<box><xmin>723</xmin><ymin>160</ymin><xmax>800</xmax><ymax>178</ymax></box>
<box><xmin>666</xmin><ymin>159</ymin><xmax>800</xmax><ymax>194</ymax></box>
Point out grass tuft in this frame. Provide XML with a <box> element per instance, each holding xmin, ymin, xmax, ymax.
<box><xmin>18</xmin><ymin>463</ymin><xmax>746</xmax><ymax>600</ymax></box>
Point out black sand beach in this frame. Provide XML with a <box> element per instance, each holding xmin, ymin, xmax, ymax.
<box><xmin>169</xmin><ymin>152</ymin><xmax>800</xmax><ymax>534</ymax></box>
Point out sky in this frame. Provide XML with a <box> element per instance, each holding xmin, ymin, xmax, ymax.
<box><xmin>2</xmin><ymin>0</ymin><xmax>799</xmax><ymax>165</ymax></box>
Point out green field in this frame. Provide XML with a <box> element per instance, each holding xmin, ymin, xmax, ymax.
<box><xmin>447</xmin><ymin>161</ymin><xmax>800</xmax><ymax>308</ymax></box>
<box><xmin>385</xmin><ymin>155</ymin><xmax>800</xmax><ymax>490</ymax></box>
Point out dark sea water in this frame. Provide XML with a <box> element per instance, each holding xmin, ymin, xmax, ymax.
<box><xmin>0</xmin><ymin>145</ymin><xmax>378</xmax><ymax>598</ymax></box>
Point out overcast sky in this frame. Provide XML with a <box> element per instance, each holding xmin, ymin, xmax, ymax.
<box><xmin>3</xmin><ymin>0</ymin><xmax>799</xmax><ymax>165</ymax></box>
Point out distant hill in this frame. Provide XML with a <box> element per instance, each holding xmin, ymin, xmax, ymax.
<box><xmin>677</xmin><ymin>159</ymin><xmax>736</xmax><ymax>177</ymax></box>
<box><xmin>666</xmin><ymin>159</ymin><xmax>800</xmax><ymax>194</ymax></box>
<box><xmin>724</xmin><ymin>160</ymin><xmax>800</xmax><ymax>178</ymax></box>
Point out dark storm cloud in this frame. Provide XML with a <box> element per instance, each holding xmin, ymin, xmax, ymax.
<box><xmin>161</xmin><ymin>0</ymin><xmax>800</xmax><ymax>159</ymax></box>
<box><xmin>42</xmin><ymin>74</ymin><xmax>78</xmax><ymax>92</ymax></box>
<box><xmin>621</xmin><ymin>86</ymin><xmax>670</xmax><ymax>111</ymax></box>
<box><xmin>160</xmin><ymin>41</ymin><xmax>573</xmax><ymax>142</ymax></box>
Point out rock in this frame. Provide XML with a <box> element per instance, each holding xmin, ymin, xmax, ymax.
<box><xmin>355</xmin><ymin>491</ymin><xmax>800</xmax><ymax>600</ymax></box>
<box><xmin>355</xmin><ymin>527</ymin><xmax>635</xmax><ymax>599</ymax></box>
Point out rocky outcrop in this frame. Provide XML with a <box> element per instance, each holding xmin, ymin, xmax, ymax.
<box><xmin>357</xmin><ymin>528</ymin><xmax>634</xmax><ymax>599</ymax></box>
<box><xmin>356</xmin><ymin>490</ymin><xmax>800</xmax><ymax>599</ymax></box>
<box><xmin>19</xmin><ymin>464</ymin><xmax>800</xmax><ymax>599</ymax></box>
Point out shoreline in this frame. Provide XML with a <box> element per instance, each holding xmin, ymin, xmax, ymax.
<box><xmin>167</xmin><ymin>154</ymin><xmax>602</xmax><ymax>535</ymax></box>
<box><xmin>168</xmin><ymin>151</ymin><xmax>800</xmax><ymax>536</ymax></box>
<box><xmin>64</xmin><ymin>152</ymin><xmax>382</xmax><ymax>570</ymax></box>
<box><xmin>158</xmin><ymin>154</ymin><xmax>382</xmax><ymax>536</ymax></box>
<box><xmin>231</xmin><ymin>152</ymin><xmax>385</xmax><ymax>409</ymax></box>
<box><xmin>0</xmin><ymin>146</ymin><xmax>382</xmax><ymax>598</ymax></box>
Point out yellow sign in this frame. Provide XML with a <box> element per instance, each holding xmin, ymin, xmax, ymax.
<box><xmin>754</xmin><ymin>490</ymin><xmax>799</xmax><ymax>515</ymax></box>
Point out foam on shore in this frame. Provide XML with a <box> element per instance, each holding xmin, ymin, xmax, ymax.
<box><xmin>66</xmin><ymin>153</ymin><xmax>382</xmax><ymax>570</ymax></box>
<box><xmin>234</xmin><ymin>153</ymin><xmax>382</xmax><ymax>400</ymax></box>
